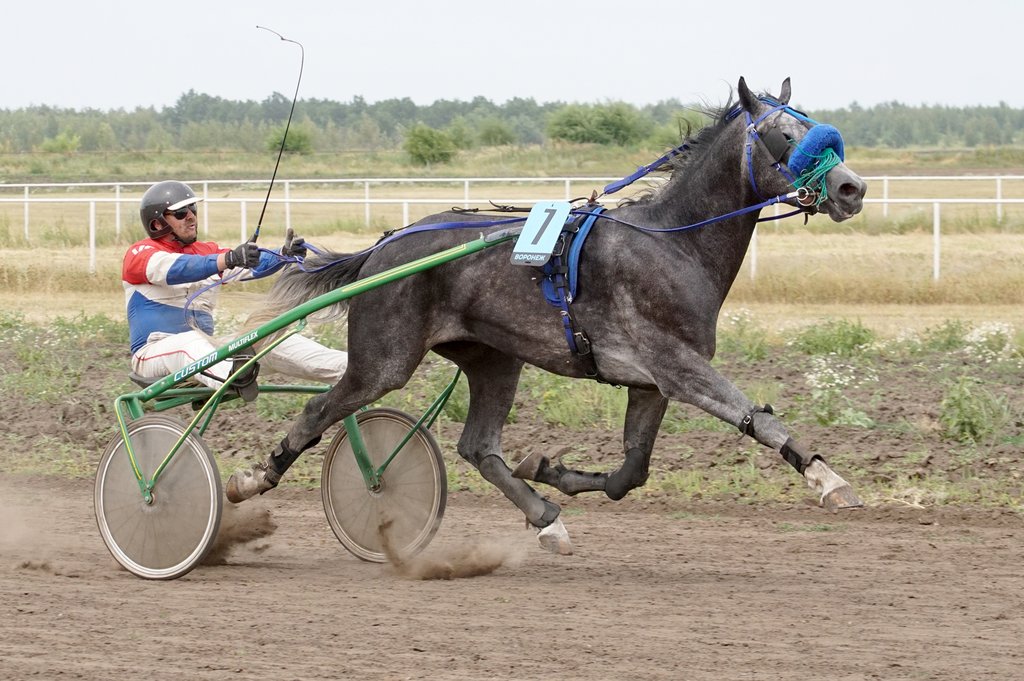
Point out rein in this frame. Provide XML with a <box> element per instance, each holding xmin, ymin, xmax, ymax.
<box><xmin>253</xmin><ymin>99</ymin><xmax>845</xmax><ymax>280</ymax></box>
<box><xmin>601</xmin><ymin>97</ymin><xmax>844</xmax><ymax>212</ymax></box>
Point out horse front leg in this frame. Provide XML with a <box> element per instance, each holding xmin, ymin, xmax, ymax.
<box><xmin>445</xmin><ymin>347</ymin><xmax>573</xmax><ymax>555</ymax></box>
<box><xmin>747</xmin><ymin>415</ymin><xmax>864</xmax><ymax>509</ymax></box>
<box><xmin>662</xmin><ymin>356</ymin><xmax>863</xmax><ymax>511</ymax></box>
<box><xmin>512</xmin><ymin>387</ymin><xmax>667</xmax><ymax>501</ymax></box>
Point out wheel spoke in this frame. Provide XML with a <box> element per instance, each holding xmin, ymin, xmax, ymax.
<box><xmin>321</xmin><ymin>408</ymin><xmax>446</xmax><ymax>562</ymax></box>
<box><xmin>95</xmin><ymin>415</ymin><xmax>222</xmax><ymax>580</ymax></box>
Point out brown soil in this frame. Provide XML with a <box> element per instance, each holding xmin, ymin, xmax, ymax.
<box><xmin>2</xmin><ymin>332</ymin><xmax>1024</xmax><ymax>679</ymax></box>
<box><xmin>2</xmin><ymin>476</ymin><xmax>1024</xmax><ymax>680</ymax></box>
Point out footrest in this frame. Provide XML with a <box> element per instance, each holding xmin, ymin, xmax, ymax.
<box><xmin>128</xmin><ymin>372</ymin><xmax>159</xmax><ymax>389</ymax></box>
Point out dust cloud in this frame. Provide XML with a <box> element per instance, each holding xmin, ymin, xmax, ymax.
<box><xmin>0</xmin><ymin>483</ymin><xmax>61</xmax><ymax>569</ymax></box>
<box><xmin>202</xmin><ymin>502</ymin><xmax>279</xmax><ymax>564</ymax></box>
<box><xmin>379</xmin><ymin>517</ymin><xmax>526</xmax><ymax>580</ymax></box>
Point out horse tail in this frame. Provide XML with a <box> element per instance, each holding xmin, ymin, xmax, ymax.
<box><xmin>247</xmin><ymin>248</ymin><xmax>373</xmax><ymax>330</ymax></box>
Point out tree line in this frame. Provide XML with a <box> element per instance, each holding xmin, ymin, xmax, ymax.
<box><xmin>1</xmin><ymin>90</ymin><xmax>1021</xmax><ymax>164</ymax></box>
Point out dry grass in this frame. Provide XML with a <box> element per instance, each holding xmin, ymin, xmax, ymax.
<box><xmin>3</xmin><ymin>151</ymin><xmax>1023</xmax><ymax>331</ymax></box>
<box><xmin>3</xmin><ymin>232</ymin><xmax>1023</xmax><ymax>335</ymax></box>
<box><xmin>4</xmin><ymin>230</ymin><xmax>1021</xmax><ymax>302</ymax></box>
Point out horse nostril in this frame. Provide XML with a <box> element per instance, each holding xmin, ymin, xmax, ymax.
<box><xmin>839</xmin><ymin>180</ymin><xmax>867</xmax><ymax>201</ymax></box>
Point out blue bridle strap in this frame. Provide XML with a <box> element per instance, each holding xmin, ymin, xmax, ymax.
<box><xmin>603</xmin><ymin>143</ymin><xmax>690</xmax><ymax>195</ymax></box>
<box><xmin>573</xmin><ymin>190</ymin><xmax>802</xmax><ymax>235</ymax></box>
<box><xmin>538</xmin><ymin>206</ymin><xmax>607</xmax><ymax>380</ymax></box>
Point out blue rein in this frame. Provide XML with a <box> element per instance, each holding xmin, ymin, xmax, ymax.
<box><xmin>214</xmin><ymin>98</ymin><xmax>846</xmax><ymax>280</ymax></box>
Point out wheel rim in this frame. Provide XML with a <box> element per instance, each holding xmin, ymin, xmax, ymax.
<box><xmin>322</xmin><ymin>408</ymin><xmax>446</xmax><ymax>562</ymax></box>
<box><xmin>94</xmin><ymin>415</ymin><xmax>222</xmax><ymax>580</ymax></box>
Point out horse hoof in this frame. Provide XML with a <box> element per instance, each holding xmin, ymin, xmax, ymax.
<box><xmin>512</xmin><ymin>451</ymin><xmax>548</xmax><ymax>480</ymax></box>
<box><xmin>536</xmin><ymin>517</ymin><xmax>573</xmax><ymax>555</ymax></box>
<box><xmin>822</xmin><ymin>484</ymin><xmax>864</xmax><ymax>511</ymax></box>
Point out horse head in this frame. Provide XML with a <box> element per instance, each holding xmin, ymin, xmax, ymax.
<box><xmin>737</xmin><ymin>77</ymin><xmax>867</xmax><ymax>222</ymax></box>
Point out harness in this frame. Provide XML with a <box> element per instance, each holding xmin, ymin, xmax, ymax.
<box><xmin>536</xmin><ymin>205</ymin><xmax>606</xmax><ymax>381</ymax></box>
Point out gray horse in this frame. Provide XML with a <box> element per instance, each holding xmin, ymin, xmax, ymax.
<box><xmin>227</xmin><ymin>77</ymin><xmax>868</xmax><ymax>554</ymax></box>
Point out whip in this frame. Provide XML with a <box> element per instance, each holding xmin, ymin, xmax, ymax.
<box><xmin>251</xmin><ymin>25</ymin><xmax>304</xmax><ymax>243</ymax></box>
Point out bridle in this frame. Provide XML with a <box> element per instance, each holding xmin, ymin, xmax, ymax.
<box><xmin>740</xmin><ymin>98</ymin><xmax>845</xmax><ymax>208</ymax></box>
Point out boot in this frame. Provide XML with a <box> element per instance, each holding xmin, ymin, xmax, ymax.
<box><xmin>230</xmin><ymin>353</ymin><xmax>260</xmax><ymax>403</ymax></box>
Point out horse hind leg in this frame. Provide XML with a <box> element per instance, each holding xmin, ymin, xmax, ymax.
<box><xmin>227</xmin><ymin>354</ymin><xmax>417</xmax><ymax>503</ymax></box>
<box><xmin>513</xmin><ymin>387</ymin><xmax>667</xmax><ymax>502</ymax></box>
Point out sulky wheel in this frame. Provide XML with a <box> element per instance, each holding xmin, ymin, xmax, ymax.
<box><xmin>94</xmin><ymin>414</ymin><xmax>222</xmax><ymax>580</ymax></box>
<box><xmin>321</xmin><ymin>408</ymin><xmax>446</xmax><ymax>563</ymax></box>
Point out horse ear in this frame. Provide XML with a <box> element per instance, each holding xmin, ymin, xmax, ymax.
<box><xmin>779</xmin><ymin>77</ymin><xmax>792</xmax><ymax>105</ymax></box>
<box><xmin>737</xmin><ymin>77</ymin><xmax>756</xmax><ymax>111</ymax></box>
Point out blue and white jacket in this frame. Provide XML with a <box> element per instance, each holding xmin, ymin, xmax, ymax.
<box><xmin>122</xmin><ymin>237</ymin><xmax>283</xmax><ymax>354</ymax></box>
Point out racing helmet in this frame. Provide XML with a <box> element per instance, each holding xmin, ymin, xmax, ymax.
<box><xmin>139</xmin><ymin>181</ymin><xmax>203</xmax><ymax>238</ymax></box>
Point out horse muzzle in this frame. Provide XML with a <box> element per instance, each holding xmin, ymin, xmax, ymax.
<box><xmin>822</xmin><ymin>166</ymin><xmax>868</xmax><ymax>222</ymax></box>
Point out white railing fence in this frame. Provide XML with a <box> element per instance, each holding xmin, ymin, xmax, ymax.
<box><xmin>2</xmin><ymin>176</ymin><xmax>1023</xmax><ymax>278</ymax></box>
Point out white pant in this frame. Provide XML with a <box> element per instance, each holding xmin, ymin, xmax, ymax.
<box><xmin>132</xmin><ymin>330</ymin><xmax>347</xmax><ymax>389</ymax></box>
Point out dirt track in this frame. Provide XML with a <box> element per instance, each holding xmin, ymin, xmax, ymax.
<box><xmin>2</xmin><ymin>475</ymin><xmax>1023</xmax><ymax>681</ymax></box>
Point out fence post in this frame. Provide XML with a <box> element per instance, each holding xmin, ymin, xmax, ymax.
<box><xmin>115</xmin><ymin>184</ymin><xmax>122</xmax><ymax>237</ymax></box>
<box><xmin>564</xmin><ymin>179</ymin><xmax>571</xmax><ymax>200</ymax></box>
<box><xmin>463</xmin><ymin>179</ymin><xmax>470</xmax><ymax>209</ymax></box>
<box><xmin>882</xmin><ymin>177</ymin><xmax>890</xmax><ymax>218</ymax></box>
<box><xmin>932</xmin><ymin>202</ymin><xmax>941</xmax><ymax>282</ymax></box>
<box><xmin>89</xmin><ymin>201</ymin><xmax>97</xmax><ymax>274</ymax></box>
<box><xmin>996</xmin><ymin>176</ymin><xmax>1003</xmax><ymax>224</ymax></box>
<box><xmin>364</xmin><ymin>181</ymin><xmax>371</xmax><ymax>228</ymax></box>
<box><xmin>23</xmin><ymin>186</ymin><xmax>29</xmax><ymax>242</ymax></box>
<box><xmin>241</xmin><ymin>201</ymin><xmax>248</xmax><ymax>243</ymax></box>
<box><xmin>402</xmin><ymin>201</ymin><xmax>409</xmax><ymax>227</ymax></box>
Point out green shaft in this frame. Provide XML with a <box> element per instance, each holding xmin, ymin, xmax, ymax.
<box><xmin>136</xmin><ymin>227</ymin><xmax>520</xmax><ymax>400</ymax></box>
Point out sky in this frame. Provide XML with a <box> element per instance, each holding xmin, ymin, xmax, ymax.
<box><xmin>5</xmin><ymin>0</ymin><xmax>1021</xmax><ymax>112</ymax></box>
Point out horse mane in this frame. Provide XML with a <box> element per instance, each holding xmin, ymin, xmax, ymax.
<box><xmin>618</xmin><ymin>94</ymin><xmax>739</xmax><ymax>207</ymax></box>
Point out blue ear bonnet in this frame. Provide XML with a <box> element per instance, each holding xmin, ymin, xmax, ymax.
<box><xmin>788</xmin><ymin>124</ymin><xmax>844</xmax><ymax>178</ymax></box>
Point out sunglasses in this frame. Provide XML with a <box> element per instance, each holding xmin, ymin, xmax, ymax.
<box><xmin>165</xmin><ymin>204</ymin><xmax>198</xmax><ymax>220</ymax></box>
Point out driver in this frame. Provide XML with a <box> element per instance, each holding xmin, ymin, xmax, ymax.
<box><xmin>123</xmin><ymin>179</ymin><xmax>347</xmax><ymax>417</ymax></box>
